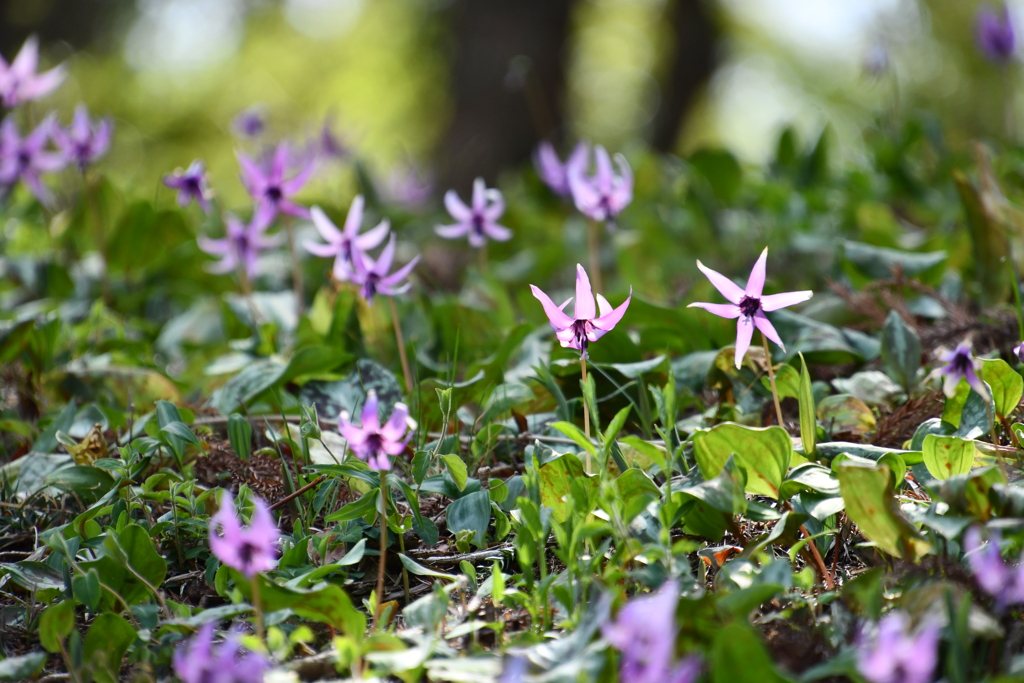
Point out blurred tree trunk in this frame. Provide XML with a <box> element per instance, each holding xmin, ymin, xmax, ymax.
<box><xmin>650</xmin><ymin>0</ymin><xmax>718</xmax><ymax>153</ymax></box>
<box><xmin>437</xmin><ymin>0</ymin><xmax>573</xmax><ymax>192</ymax></box>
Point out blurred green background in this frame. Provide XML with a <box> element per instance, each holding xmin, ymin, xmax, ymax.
<box><xmin>5</xmin><ymin>0</ymin><xmax>1019</xmax><ymax>204</ymax></box>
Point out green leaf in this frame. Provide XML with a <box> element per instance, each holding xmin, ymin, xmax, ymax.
<box><xmin>922</xmin><ymin>434</ymin><xmax>976</xmax><ymax>480</ymax></box>
<box><xmin>798</xmin><ymin>353</ymin><xmax>816</xmax><ymax>459</ymax></box>
<box><xmin>615</xmin><ymin>468</ymin><xmax>661</xmax><ymax>522</ymax></box>
<box><xmin>836</xmin><ymin>462</ymin><xmax>931</xmax><ymax>560</ymax></box>
<box><xmin>159</xmin><ymin>421</ymin><xmax>201</xmax><ymax>448</ymax></box>
<box><xmin>602</xmin><ymin>405</ymin><xmax>632</xmax><ymax>452</ymax></box>
<box><xmin>760</xmin><ymin>362</ymin><xmax>800</xmax><ymax>399</ymax></box>
<box><xmin>45</xmin><ymin>466</ymin><xmax>115</xmax><ymax>503</ymax></box>
<box><xmin>440</xmin><ymin>454</ymin><xmax>468</xmax><ymax>492</ymax></box>
<box><xmin>711</xmin><ymin>622</ymin><xmax>793</xmax><ymax>683</ymax></box>
<box><xmin>693</xmin><ymin>424</ymin><xmax>792</xmax><ymax>499</ymax></box>
<box><xmin>324</xmin><ymin>489</ymin><xmax>380</xmax><ymax>522</ymax></box>
<box><xmin>227</xmin><ymin>414</ymin><xmax>253</xmax><ymax>460</ymax></box>
<box><xmin>280</xmin><ymin>345</ymin><xmax>352</xmax><ymax>383</ymax></box>
<box><xmin>550</xmin><ymin>421</ymin><xmax>596</xmax><ymax>456</ymax></box>
<box><xmin>620</xmin><ymin>435</ymin><xmax>667</xmax><ymax>472</ymax></box>
<box><xmin>240</xmin><ymin>573</ymin><xmax>365</xmax><ymax>639</ymax></box>
<box><xmin>83</xmin><ymin>612</ymin><xmax>137</xmax><ymax>683</ymax></box>
<box><xmin>0</xmin><ymin>652</ymin><xmax>47</xmax><ymax>681</ymax></box>
<box><xmin>841</xmin><ymin>240</ymin><xmax>947</xmax><ymax>280</ymax></box>
<box><xmin>80</xmin><ymin>524</ymin><xmax>167</xmax><ymax>607</ymax></box>
<box><xmin>336</xmin><ymin>538</ymin><xmax>367</xmax><ymax>566</ymax></box>
<box><xmin>979</xmin><ymin>359</ymin><xmax>1023</xmax><ymax>418</ymax></box>
<box><xmin>72</xmin><ymin>568</ymin><xmax>101</xmax><ymax>611</ymax></box>
<box><xmin>817</xmin><ymin>395</ymin><xmax>876</xmax><ymax>435</ymax></box>
<box><xmin>39</xmin><ymin>600</ymin><xmax>76</xmax><ymax>653</ymax></box>
<box><xmin>446</xmin><ymin>490</ymin><xmax>492</xmax><ymax>548</ymax></box>
<box><xmin>881</xmin><ymin>311</ymin><xmax>921</xmax><ymax>392</ymax></box>
<box><xmin>779</xmin><ymin>463</ymin><xmax>839</xmax><ymax>500</ymax></box>
<box><xmin>398</xmin><ymin>553</ymin><xmax>456</xmax><ymax>580</ymax></box>
<box><xmin>537</xmin><ymin>453</ymin><xmax>596</xmax><ymax>523</ymax></box>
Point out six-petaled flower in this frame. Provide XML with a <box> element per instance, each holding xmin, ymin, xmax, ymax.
<box><xmin>934</xmin><ymin>341</ymin><xmax>988</xmax><ymax>399</ymax></box>
<box><xmin>567</xmin><ymin>145</ymin><xmax>633</xmax><ymax>225</ymax></box>
<box><xmin>53</xmin><ymin>104</ymin><xmax>112</xmax><ymax>171</ymax></box>
<box><xmin>530</xmin><ymin>263</ymin><xmax>631</xmax><ymax>359</ymax></box>
<box><xmin>208</xmin><ymin>492</ymin><xmax>280</xmax><ymax>578</ymax></box>
<box><xmin>0</xmin><ymin>35</ymin><xmax>65</xmax><ymax>108</ymax></box>
<box><xmin>173</xmin><ymin>622</ymin><xmax>270</xmax><ymax>683</ymax></box>
<box><xmin>687</xmin><ymin>247</ymin><xmax>812</xmax><ymax>369</ymax></box>
<box><xmin>305</xmin><ymin>195</ymin><xmax>390</xmax><ymax>282</ymax></box>
<box><xmin>0</xmin><ymin>114</ymin><xmax>66</xmax><ymax>205</ymax></box>
<box><xmin>856</xmin><ymin>612</ymin><xmax>940</xmax><ymax>683</ymax></box>
<box><xmin>349</xmin><ymin>234</ymin><xmax>420</xmax><ymax>303</ymax></box>
<box><xmin>238</xmin><ymin>142</ymin><xmax>314</xmax><ymax>225</ymax></box>
<box><xmin>164</xmin><ymin>160</ymin><xmax>213</xmax><ymax>212</ymax></box>
<box><xmin>338</xmin><ymin>390</ymin><xmax>413</xmax><ymax>471</ymax></box>
<box><xmin>198</xmin><ymin>212</ymin><xmax>283</xmax><ymax>280</ymax></box>
<box><xmin>535</xmin><ymin>140</ymin><xmax>588</xmax><ymax>197</ymax></box>
<box><xmin>436</xmin><ymin>177</ymin><xmax>511</xmax><ymax>248</ymax></box>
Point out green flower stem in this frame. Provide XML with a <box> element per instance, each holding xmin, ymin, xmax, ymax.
<box><xmin>761</xmin><ymin>332</ymin><xmax>785</xmax><ymax>427</ymax></box>
<box><xmin>581</xmin><ymin>357</ymin><xmax>591</xmax><ymax>474</ymax></box>
<box><xmin>250</xmin><ymin>574</ymin><xmax>264</xmax><ymax>642</ymax></box>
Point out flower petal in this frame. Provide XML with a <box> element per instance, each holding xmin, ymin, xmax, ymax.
<box><xmin>471</xmin><ymin>177</ymin><xmax>486</xmax><ymax>212</ymax></box>
<box><xmin>574</xmin><ymin>264</ymin><xmax>596</xmax><ymax>320</ymax></box>
<box><xmin>342</xmin><ymin>195</ymin><xmax>365</xmax><ymax>237</ymax></box>
<box><xmin>530</xmin><ymin>284</ymin><xmax>574</xmax><ymax>330</ymax></box>
<box><xmin>745</xmin><ymin>247</ymin><xmax>768</xmax><ymax>298</ymax></box>
<box><xmin>753</xmin><ymin>312</ymin><xmax>784</xmax><ymax>352</ymax></box>
<box><xmin>311</xmin><ymin>206</ymin><xmax>342</xmax><ymax>245</ymax></box>
<box><xmin>355</xmin><ymin>219</ymin><xmax>390</xmax><ymax>251</ymax></box>
<box><xmin>381</xmin><ymin>402</ymin><xmax>410</xmax><ymax>441</ymax></box>
<box><xmin>444</xmin><ymin>189</ymin><xmax>472</xmax><ymax>221</ymax></box>
<box><xmin>734</xmin><ymin>316</ymin><xmax>754</xmax><ymax>369</ymax></box>
<box><xmin>687</xmin><ymin>302</ymin><xmax>741</xmax><ymax>319</ymax></box>
<box><xmin>482</xmin><ymin>221</ymin><xmax>512</xmax><ymax>242</ymax></box>
<box><xmin>592</xmin><ymin>287</ymin><xmax>631</xmax><ymax>332</ymax></box>
<box><xmin>435</xmin><ymin>222</ymin><xmax>471</xmax><ymax>239</ymax></box>
<box><xmin>760</xmin><ymin>290</ymin><xmax>813</xmax><ymax>312</ymax></box>
<box><xmin>695</xmin><ymin>260</ymin><xmax>745</xmax><ymax>304</ymax></box>
<box><xmin>361</xmin><ymin>391</ymin><xmax>380</xmax><ymax>432</ymax></box>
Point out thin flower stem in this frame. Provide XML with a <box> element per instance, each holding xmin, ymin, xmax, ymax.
<box><xmin>237</xmin><ymin>264</ymin><xmax>261</xmax><ymax>328</ymax></box>
<box><xmin>283</xmin><ymin>215</ymin><xmax>305</xmax><ymax>316</ymax></box>
<box><xmin>761</xmin><ymin>332</ymin><xmax>785</xmax><ymax>427</ymax></box>
<box><xmin>587</xmin><ymin>219</ymin><xmax>602</xmax><ymax>294</ymax></box>
<box><xmin>478</xmin><ymin>244</ymin><xmax>488</xmax><ymax>272</ymax></box>
<box><xmin>251</xmin><ymin>574</ymin><xmax>265</xmax><ymax>641</ymax></box>
<box><xmin>388</xmin><ymin>297</ymin><xmax>413</xmax><ymax>395</ymax></box>
<box><xmin>581</xmin><ymin>357</ymin><xmax>591</xmax><ymax>474</ymax></box>
<box><xmin>398</xmin><ymin>529</ymin><xmax>411</xmax><ymax>606</ymax></box>
<box><xmin>374</xmin><ymin>471</ymin><xmax>389</xmax><ymax>630</ymax></box>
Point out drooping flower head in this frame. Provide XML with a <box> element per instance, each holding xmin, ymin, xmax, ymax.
<box><xmin>856</xmin><ymin>612</ymin><xmax>940</xmax><ymax>683</ymax></box>
<box><xmin>977</xmin><ymin>3</ymin><xmax>1016</xmax><ymax>63</ymax></box>
<box><xmin>0</xmin><ymin>36</ymin><xmax>65</xmax><ymax>108</ymax></box>
<box><xmin>53</xmin><ymin>104</ymin><xmax>112</xmax><ymax>171</ymax></box>
<box><xmin>237</xmin><ymin>142</ymin><xmax>314</xmax><ymax>225</ymax></box>
<box><xmin>964</xmin><ymin>526</ymin><xmax>1024</xmax><ymax>611</ymax></box>
<box><xmin>232</xmin><ymin>105</ymin><xmax>266</xmax><ymax>139</ymax></box>
<box><xmin>304</xmin><ymin>195</ymin><xmax>390</xmax><ymax>282</ymax></box>
<box><xmin>173</xmin><ymin>622</ymin><xmax>270</xmax><ymax>683</ymax></box>
<box><xmin>338</xmin><ymin>390</ymin><xmax>413</xmax><ymax>471</ymax></box>
<box><xmin>530</xmin><ymin>264</ymin><xmax>631</xmax><ymax>360</ymax></box>
<box><xmin>602</xmin><ymin>579</ymin><xmax>701</xmax><ymax>683</ymax></box>
<box><xmin>534</xmin><ymin>141</ymin><xmax>588</xmax><ymax>196</ymax></box>
<box><xmin>164</xmin><ymin>160</ymin><xmax>212</xmax><ymax>212</ymax></box>
<box><xmin>208</xmin><ymin>492</ymin><xmax>280</xmax><ymax>578</ymax></box>
<box><xmin>567</xmin><ymin>145</ymin><xmax>633</xmax><ymax>225</ymax></box>
<box><xmin>687</xmin><ymin>248</ymin><xmax>812</xmax><ymax>369</ymax></box>
<box><xmin>436</xmin><ymin>177</ymin><xmax>511</xmax><ymax>248</ymax></box>
<box><xmin>934</xmin><ymin>342</ymin><xmax>988</xmax><ymax>399</ymax></box>
<box><xmin>0</xmin><ymin>114</ymin><xmax>66</xmax><ymax>205</ymax></box>
<box><xmin>349</xmin><ymin>235</ymin><xmax>420</xmax><ymax>304</ymax></box>
<box><xmin>198</xmin><ymin>212</ymin><xmax>283</xmax><ymax>280</ymax></box>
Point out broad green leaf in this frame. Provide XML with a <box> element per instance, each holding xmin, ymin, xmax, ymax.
<box><xmin>693</xmin><ymin>424</ymin><xmax>792</xmax><ymax>499</ymax></box>
<box><xmin>39</xmin><ymin>600</ymin><xmax>76</xmax><ymax>653</ymax></box>
<box><xmin>398</xmin><ymin>553</ymin><xmax>456</xmax><ymax>580</ymax></box>
<box><xmin>602</xmin><ymin>405</ymin><xmax>632</xmax><ymax>451</ymax></box>
<box><xmin>80</xmin><ymin>524</ymin><xmax>168</xmax><ymax>607</ymax></box>
<box><xmin>881</xmin><ymin>311</ymin><xmax>922</xmax><ymax>392</ymax></box>
<box><xmin>446</xmin><ymin>490</ymin><xmax>492</xmax><ymax>548</ymax></box>
<box><xmin>937</xmin><ymin>466</ymin><xmax>1007</xmax><ymax>521</ymax></box>
<box><xmin>836</xmin><ymin>462</ymin><xmax>931</xmax><ymax>561</ymax></box>
<box><xmin>798</xmin><ymin>353</ymin><xmax>816</xmax><ymax>459</ymax></box>
<box><xmin>817</xmin><ymin>395</ymin><xmax>875</xmax><ymax>435</ymax></box>
<box><xmin>615</xmin><ymin>468</ymin><xmax>661</xmax><ymax>522</ymax></box>
<box><xmin>922</xmin><ymin>434</ymin><xmax>976</xmax><ymax>480</ymax></box>
<box><xmin>440</xmin><ymin>454</ymin><xmax>468</xmax><ymax>492</ymax></box>
<box><xmin>72</xmin><ymin>568</ymin><xmax>101</xmax><ymax>611</ymax></box>
<box><xmin>325</xmin><ymin>489</ymin><xmax>380</xmax><ymax>522</ymax></box>
<box><xmin>979</xmin><ymin>359</ymin><xmax>1023</xmax><ymax>418</ymax></box>
<box><xmin>239</xmin><ymin>572</ymin><xmax>365</xmax><ymax>639</ymax></box>
<box><xmin>83</xmin><ymin>612</ymin><xmax>137</xmax><ymax>683</ymax></box>
<box><xmin>619</xmin><ymin>435</ymin><xmax>667</xmax><ymax>472</ymax></box>
<box><xmin>550</xmin><ymin>421</ymin><xmax>596</xmax><ymax>456</ymax></box>
<box><xmin>779</xmin><ymin>463</ymin><xmax>839</xmax><ymax>500</ymax></box>
<box><xmin>759</xmin><ymin>362</ymin><xmax>800</xmax><ymax>399</ymax></box>
<box><xmin>537</xmin><ymin>453</ymin><xmax>596</xmax><ymax>523</ymax></box>
<box><xmin>45</xmin><ymin>466</ymin><xmax>115</xmax><ymax>503</ymax></box>
<box><xmin>711</xmin><ymin>622</ymin><xmax>793</xmax><ymax>683</ymax></box>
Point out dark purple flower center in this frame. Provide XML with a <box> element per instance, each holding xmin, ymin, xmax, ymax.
<box><xmin>16</xmin><ymin>149</ymin><xmax>31</xmax><ymax>170</ymax></box>
<box><xmin>739</xmin><ymin>295</ymin><xmax>761</xmax><ymax>318</ymax></box>
<box><xmin>361</xmin><ymin>273</ymin><xmax>380</xmax><ymax>300</ymax></box>
<box><xmin>471</xmin><ymin>213</ymin><xmax>485</xmax><ymax>236</ymax></box>
<box><xmin>238</xmin><ymin>540</ymin><xmax>259</xmax><ymax>568</ymax></box>
<box><xmin>232</xmin><ymin>232</ymin><xmax>251</xmax><ymax>257</ymax></box>
<box><xmin>184</xmin><ymin>176</ymin><xmax>202</xmax><ymax>194</ymax></box>
<box><xmin>364</xmin><ymin>432</ymin><xmax>383</xmax><ymax>455</ymax></box>
<box><xmin>265</xmin><ymin>185</ymin><xmax>282</xmax><ymax>203</ymax></box>
<box><xmin>571</xmin><ymin>319</ymin><xmax>592</xmax><ymax>356</ymax></box>
<box><xmin>950</xmin><ymin>350</ymin><xmax>974</xmax><ymax>374</ymax></box>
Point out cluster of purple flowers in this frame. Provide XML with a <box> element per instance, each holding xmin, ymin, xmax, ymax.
<box><xmin>535</xmin><ymin>140</ymin><xmax>633</xmax><ymax>226</ymax></box>
<box><xmin>0</xmin><ymin>37</ymin><xmax>111</xmax><ymax>206</ymax></box>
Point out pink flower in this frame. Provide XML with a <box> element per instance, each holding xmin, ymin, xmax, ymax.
<box><xmin>534</xmin><ymin>141</ymin><xmax>588</xmax><ymax>196</ymax></box>
<box><xmin>164</xmin><ymin>160</ymin><xmax>212</xmax><ymax>212</ymax></box>
<box><xmin>349</xmin><ymin>235</ymin><xmax>420</xmax><ymax>304</ymax></box>
<box><xmin>197</xmin><ymin>212</ymin><xmax>283</xmax><ymax>280</ymax></box>
<box><xmin>0</xmin><ymin>114</ymin><xmax>66</xmax><ymax>205</ymax></box>
<box><xmin>53</xmin><ymin>104</ymin><xmax>112</xmax><ymax>171</ymax></box>
<box><xmin>856</xmin><ymin>612</ymin><xmax>939</xmax><ymax>683</ymax></box>
<box><xmin>237</xmin><ymin>142</ymin><xmax>314</xmax><ymax>226</ymax></box>
<box><xmin>687</xmin><ymin>247</ymin><xmax>812</xmax><ymax>369</ymax></box>
<box><xmin>964</xmin><ymin>526</ymin><xmax>1024</xmax><ymax>610</ymax></box>
<box><xmin>338</xmin><ymin>390</ymin><xmax>413</xmax><ymax>471</ymax></box>
<box><xmin>0</xmin><ymin>36</ymin><xmax>65</xmax><ymax>108</ymax></box>
<box><xmin>567</xmin><ymin>145</ymin><xmax>633</xmax><ymax>224</ymax></box>
<box><xmin>934</xmin><ymin>342</ymin><xmax>988</xmax><ymax>398</ymax></box>
<box><xmin>208</xmin><ymin>492</ymin><xmax>280</xmax><ymax>578</ymax></box>
<box><xmin>304</xmin><ymin>195</ymin><xmax>390</xmax><ymax>282</ymax></box>
<box><xmin>173</xmin><ymin>622</ymin><xmax>270</xmax><ymax>683</ymax></box>
<box><xmin>530</xmin><ymin>264</ymin><xmax>631</xmax><ymax>359</ymax></box>
<box><xmin>435</xmin><ymin>178</ymin><xmax>511</xmax><ymax>248</ymax></box>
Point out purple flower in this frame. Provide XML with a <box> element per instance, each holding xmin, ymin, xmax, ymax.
<box><xmin>173</xmin><ymin>622</ymin><xmax>270</xmax><ymax>683</ymax></box>
<box><xmin>382</xmin><ymin>165</ymin><xmax>433</xmax><ymax>208</ymax></box>
<box><xmin>0</xmin><ymin>36</ymin><xmax>65</xmax><ymax>108</ymax></box>
<box><xmin>1013</xmin><ymin>341</ymin><xmax>1024</xmax><ymax>363</ymax></box>
<box><xmin>977</xmin><ymin>3</ymin><xmax>1016</xmax><ymax>63</ymax></box>
<box><xmin>964</xmin><ymin>526</ymin><xmax>1024</xmax><ymax>610</ymax></box>
<box><xmin>314</xmin><ymin>115</ymin><xmax>348</xmax><ymax>162</ymax></box>
<box><xmin>687</xmin><ymin>248</ymin><xmax>812</xmax><ymax>369</ymax></box>
<box><xmin>53</xmin><ymin>104</ymin><xmax>112</xmax><ymax>171</ymax></box>
<box><xmin>349</xmin><ymin>235</ymin><xmax>420</xmax><ymax>304</ymax></box>
<box><xmin>304</xmin><ymin>195</ymin><xmax>390</xmax><ymax>282</ymax></box>
<box><xmin>238</xmin><ymin>142</ymin><xmax>314</xmax><ymax>225</ymax></box>
<box><xmin>567</xmin><ymin>145</ymin><xmax>633</xmax><ymax>224</ymax></box>
<box><xmin>338</xmin><ymin>390</ymin><xmax>413</xmax><ymax>471</ymax></box>
<box><xmin>934</xmin><ymin>342</ymin><xmax>988</xmax><ymax>398</ymax></box>
<box><xmin>0</xmin><ymin>114</ymin><xmax>66</xmax><ymax>205</ymax></box>
<box><xmin>436</xmin><ymin>178</ymin><xmax>511</xmax><ymax>248</ymax></box>
<box><xmin>164</xmin><ymin>160</ymin><xmax>212</xmax><ymax>212</ymax></box>
<box><xmin>232</xmin><ymin>106</ymin><xmax>266</xmax><ymax>139</ymax></box>
<box><xmin>534</xmin><ymin>141</ymin><xmax>588</xmax><ymax>196</ymax></box>
<box><xmin>856</xmin><ymin>612</ymin><xmax>939</xmax><ymax>683</ymax></box>
<box><xmin>208</xmin><ymin>492</ymin><xmax>280</xmax><ymax>578</ymax></box>
<box><xmin>198</xmin><ymin>212</ymin><xmax>283</xmax><ymax>280</ymax></box>
<box><xmin>530</xmin><ymin>263</ymin><xmax>631</xmax><ymax>360</ymax></box>
<box><xmin>863</xmin><ymin>41</ymin><xmax>890</xmax><ymax>78</ymax></box>
<box><xmin>602</xmin><ymin>579</ymin><xmax>700</xmax><ymax>683</ymax></box>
